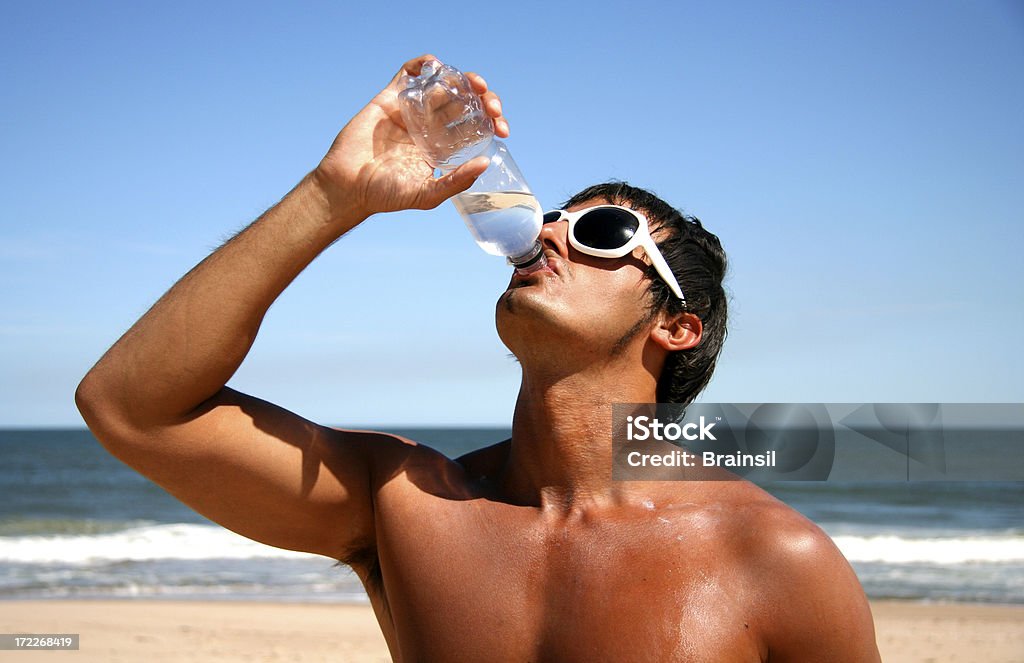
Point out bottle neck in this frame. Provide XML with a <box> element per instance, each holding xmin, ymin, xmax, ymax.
<box><xmin>508</xmin><ymin>240</ymin><xmax>548</xmax><ymax>275</ymax></box>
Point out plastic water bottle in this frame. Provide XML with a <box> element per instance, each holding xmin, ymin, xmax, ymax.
<box><xmin>398</xmin><ymin>60</ymin><xmax>547</xmax><ymax>274</ymax></box>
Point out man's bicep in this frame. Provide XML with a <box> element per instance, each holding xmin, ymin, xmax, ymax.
<box><xmin>101</xmin><ymin>388</ymin><xmax>380</xmax><ymax>560</ymax></box>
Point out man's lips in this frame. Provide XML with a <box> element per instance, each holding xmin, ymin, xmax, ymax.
<box><xmin>543</xmin><ymin>252</ymin><xmax>563</xmax><ymax>276</ymax></box>
<box><xmin>511</xmin><ymin>254</ymin><xmax>560</xmax><ymax>287</ymax></box>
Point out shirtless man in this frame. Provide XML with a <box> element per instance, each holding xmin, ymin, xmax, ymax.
<box><xmin>76</xmin><ymin>55</ymin><xmax>880</xmax><ymax>661</ymax></box>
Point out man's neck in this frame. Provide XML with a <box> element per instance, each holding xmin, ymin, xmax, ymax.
<box><xmin>499</xmin><ymin>359</ymin><xmax>658</xmax><ymax>512</ymax></box>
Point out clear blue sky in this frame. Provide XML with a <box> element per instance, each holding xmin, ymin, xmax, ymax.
<box><xmin>2</xmin><ymin>1</ymin><xmax>1022</xmax><ymax>427</ymax></box>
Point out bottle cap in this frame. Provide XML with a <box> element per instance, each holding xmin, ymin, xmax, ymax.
<box><xmin>508</xmin><ymin>241</ymin><xmax>548</xmax><ymax>275</ymax></box>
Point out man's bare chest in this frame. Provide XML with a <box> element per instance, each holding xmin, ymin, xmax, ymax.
<box><xmin>364</xmin><ymin>493</ymin><xmax>763</xmax><ymax>662</ymax></box>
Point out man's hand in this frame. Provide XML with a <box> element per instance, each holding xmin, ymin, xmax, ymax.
<box><xmin>314</xmin><ymin>54</ymin><xmax>511</xmax><ymax>220</ymax></box>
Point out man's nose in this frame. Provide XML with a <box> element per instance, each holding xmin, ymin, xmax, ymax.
<box><xmin>538</xmin><ymin>220</ymin><xmax>570</xmax><ymax>259</ymax></box>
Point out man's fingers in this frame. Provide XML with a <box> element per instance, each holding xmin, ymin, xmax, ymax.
<box><xmin>466</xmin><ymin>72</ymin><xmax>510</xmax><ymax>137</ymax></box>
<box><xmin>457</xmin><ymin>155</ymin><xmax>490</xmax><ymax>178</ymax></box>
<box><xmin>479</xmin><ymin>92</ymin><xmax>510</xmax><ymax>137</ymax></box>
<box><xmin>402</xmin><ymin>54</ymin><xmax>438</xmax><ymax>77</ymax></box>
<box><xmin>465</xmin><ymin>72</ymin><xmax>488</xmax><ymax>95</ymax></box>
<box><xmin>481</xmin><ymin>92</ymin><xmax>503</xmax><ymax>117</ymax></box>
<box><xmin>383</xmin><ymin>54</ymin><xmax>438</xmax><ymax>91</ymax></box>
<box><xmin>442</xmin><ymin>156</ymin><xmax>489</xmax><ymax>195</ymax></box>
<box><xmin>420</xmin><ymin>156</ymin><xmax>489</xmax><ymax>209</ymax></box>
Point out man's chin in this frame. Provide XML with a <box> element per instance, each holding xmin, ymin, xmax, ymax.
<box><xmin>496</xmin><ymin>287</ymin><xmax>547</xmax><ymax>342</ymax></box>
<box><xmin>497</xmin><ymin>285</ymin><xmax>522</xmax><ymax>314</ymax></box>
<box><xmin>497</xmin><ymin>284</ymin><xmax>546</xmax><ymax>316</ymax></box>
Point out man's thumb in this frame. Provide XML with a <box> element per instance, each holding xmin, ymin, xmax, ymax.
<box><xmin>425</xmin><ymin>156</ymin><xmax>489</xmax><ymax>207</ymax></box>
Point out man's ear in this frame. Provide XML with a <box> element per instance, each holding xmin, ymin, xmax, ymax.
<box><xmin>650</xmin><ymin>311</ymin><xmax>702</xmax><ymax>352</ymax></box>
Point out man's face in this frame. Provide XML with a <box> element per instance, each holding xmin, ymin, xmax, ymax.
<box><xmin>495</xmin><ymin>199</ymin><xmax>660</xmax><ymax>360</ymax></box>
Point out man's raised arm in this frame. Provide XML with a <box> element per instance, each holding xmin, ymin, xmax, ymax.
<box><xmin>74</xmin><ymin>55</ymin><xmax>504</xmax><ymax>560</ymax></box>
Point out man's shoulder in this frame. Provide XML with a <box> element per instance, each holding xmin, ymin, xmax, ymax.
<box><xmin>329</xmin><ymin>429</ymin><xmax>469</xmax><ymax>487</ymax></box>
<box><xmin>675</xmin><ymin>482</ymin><xmax>879</xmax><ymax>660</ymax></box>
<box><xmin>649</xmin><ymin>482</ymin><xmax>878</xmax><ymax>660</ymax></box>
<box><xmin>454</xmin><ymin>439</ymin><xmax>511</xmax><ymax>479</ymax></box>
<box><xmin>336</xmin><ymin>430</ymin><xmax>508</xmax><ymax>499</ymax></box>
<box><xmin>723</xmin><ymin>482</ymin><xmax>829</xmax><ymax>551</ymax></box>
<box><xmin>654</xmin><ymin>480</ymin><xmax>843</xmax><ymax>578</ymax></box>
<box><xmin>656</xmin><ymin>479</ymin><xmax>805</xmax><ymax>529</ymax></box>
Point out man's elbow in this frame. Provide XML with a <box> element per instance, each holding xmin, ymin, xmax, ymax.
<box><xmin>75</xmin><ymin>368</ymin><xmax>135</xmax><ymax>453</ymax></box>
<box><xmin>75</xmin><ymin>369</ymin><xmax>104</xmax><ymax>430</ymax></box>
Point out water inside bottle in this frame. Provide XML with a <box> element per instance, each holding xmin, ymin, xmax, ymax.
<box><xmin>452</xmin><ymin>191</ymin><xmax>543</xmax><ymax>258</ymax></box>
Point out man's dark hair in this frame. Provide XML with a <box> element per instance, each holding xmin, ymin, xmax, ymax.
<box><xmin>561</xmin><ymin>182</ymin><xmax>728</xmax><ymax>405</ymax></box>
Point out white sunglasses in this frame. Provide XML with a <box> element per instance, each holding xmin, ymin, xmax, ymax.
<box><xmin>543</xmin><ymin>205</ymin><xmax>687</xmax><ymax>305</ymax></box>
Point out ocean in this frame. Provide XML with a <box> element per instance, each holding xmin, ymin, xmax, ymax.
<box><xmin>1</xmin><ymin>429</ymin><xmax>1021</xmax><ymax>604</ymax></box>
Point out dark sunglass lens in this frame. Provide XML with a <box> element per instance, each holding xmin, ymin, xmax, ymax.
<box><xmin>574</xmin><ymin>209</ymin><xmax>639</xmax><ymax>249</ymax></box>
<box><xmin>542</xmin><ymin>211</ymin><xmax>563</xmax><ymax>224</ymax></box>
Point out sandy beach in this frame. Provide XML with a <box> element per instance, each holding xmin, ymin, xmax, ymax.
<box><xmin>1</xmin><ymin>600</ymin><xmax>1021</xmax><ymax>662</ymax></box>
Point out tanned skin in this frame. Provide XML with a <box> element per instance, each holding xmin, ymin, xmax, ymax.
<box><xmin>76</xmin><ymin>55</ymin><xmax>880</xmax><ymax>662</ymax></box>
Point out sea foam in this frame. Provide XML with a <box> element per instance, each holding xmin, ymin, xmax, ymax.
<box><xmin>0</xmin><ymin>523</ymin><xmax>318</xmax><ymax>564</ymax></box>
<box><xmin>832</xmin><ymin>533</ymin><xmax>1024</xmax><ymax>564</ymax></box>
<box><xmin>2</xmin><ymin>522</ymin><xmax>1023</xmax><ymax>566</ymax></box>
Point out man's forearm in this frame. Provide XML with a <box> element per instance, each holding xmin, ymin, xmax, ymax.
<box><xmin>77</xmin><ymin>173</ymin><xmax>364</xmax><ymax>429</ymax></box>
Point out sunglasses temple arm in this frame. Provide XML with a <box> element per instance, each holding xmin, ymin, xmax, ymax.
<box><xmin>642</xmin><ymin>239</ymin><xmax>687</xmax><ymax>304</ymax></box>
